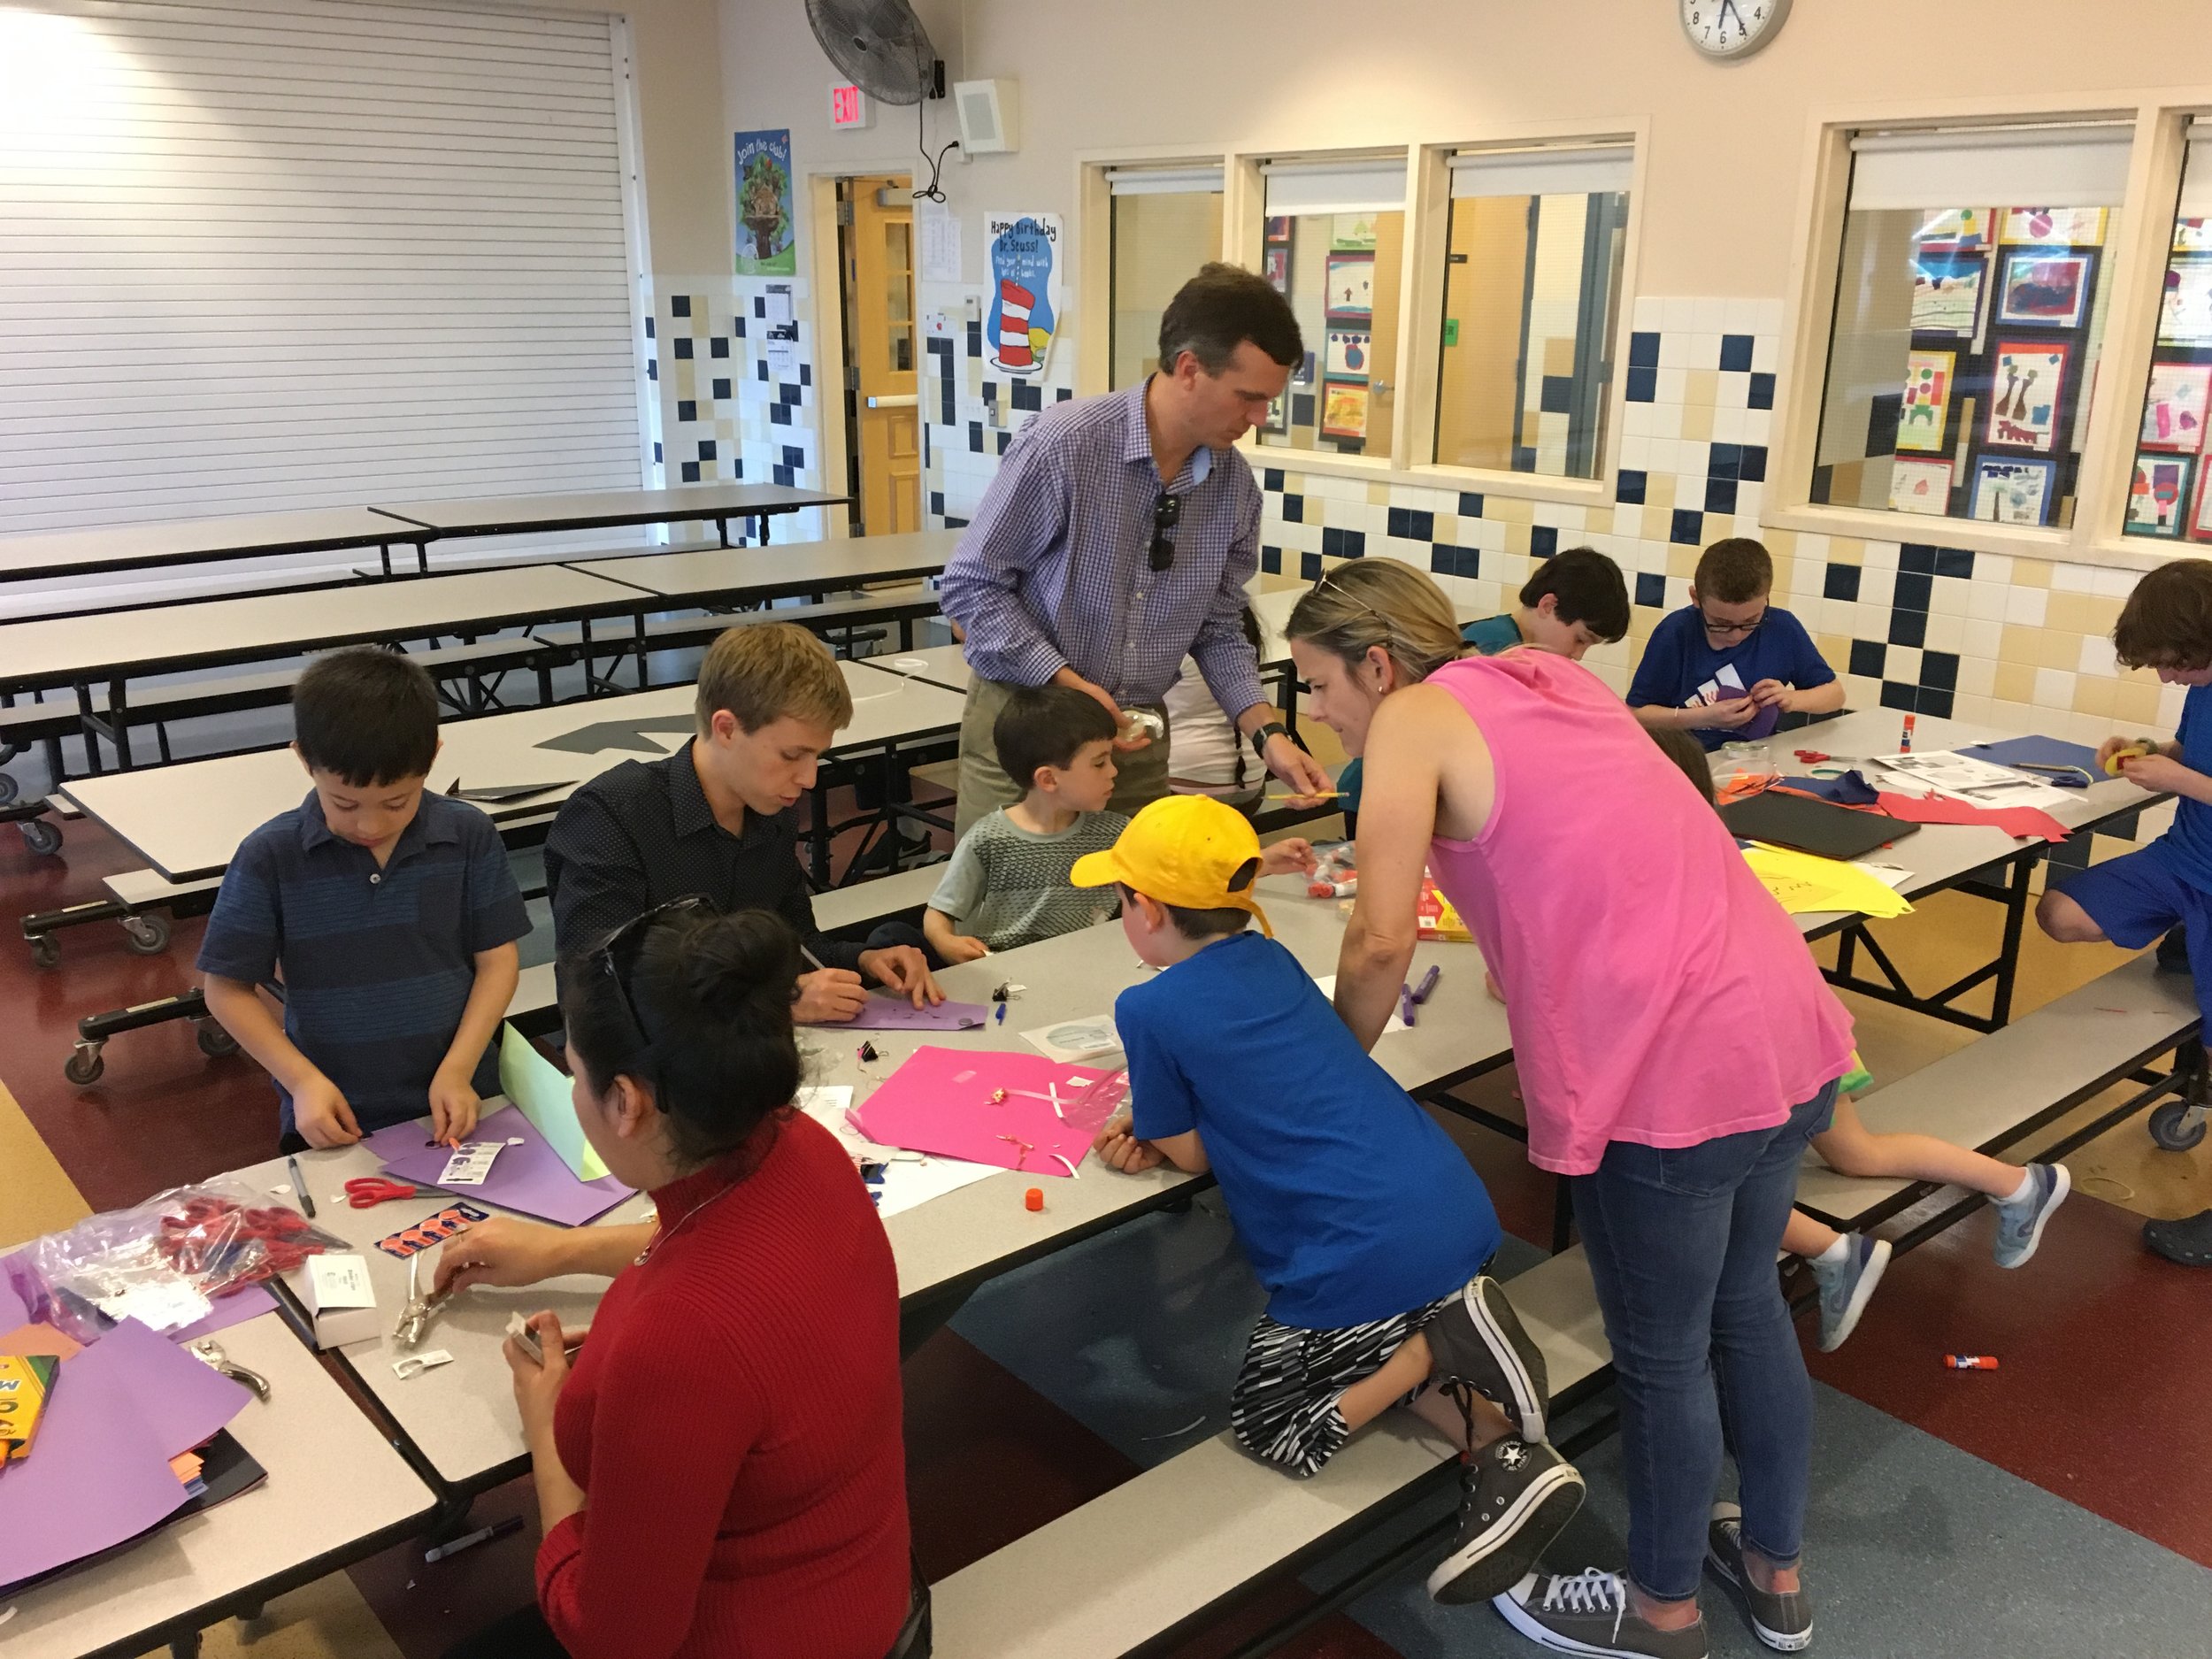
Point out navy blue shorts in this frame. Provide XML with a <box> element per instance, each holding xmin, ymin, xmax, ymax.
<box><xmin>2051</xmin><ymin>841</ymin><xmax>2212</xmax><ymax>1014</ymax></box>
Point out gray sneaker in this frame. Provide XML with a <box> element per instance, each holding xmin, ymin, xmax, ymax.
<box><xmin>1992</xmin><ymin>1164</ymin><xmax>2070</xmax><ymax>1269</ymax></box>
<box><xmin>1493</xmin><ymin>1570</ymin><xmax>1709</xmax><ymax>1658</ymax></box>
<box><xmin>1423</xmin><ymin>1274</ymin><xmax>1551</xmax><ymax>1443</ymax></box>
<box><xmin>1808</xmin><ymin>1233</ymin><xmax>1890</xmax><ymax>1352</ymax></box>
<box><xmin>1425</xmin><ymin>1436</ymin><xmax>1586</xmax><ymax>1604</ymax></box>
<box><xmin>1705</xmin><ymin>1502</ymin><xmax>1813</xmax><ymax>1651</ymax></box>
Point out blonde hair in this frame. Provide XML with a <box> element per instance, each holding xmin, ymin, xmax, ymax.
<box><xmin>1285</xmin><ymin>560</ymin><xmax>1463</xmax><ymax>684</ymax></box>
<box><xmin>695</xmin><ymin>621</ymin><xmax>854</xmax><ymax>734</ymax></box>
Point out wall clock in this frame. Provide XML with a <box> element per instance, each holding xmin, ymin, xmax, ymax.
<box><xmin>1680</xmin><ymin>0</ymin><xmax>1792</xmax><ymax>59</ymax></box>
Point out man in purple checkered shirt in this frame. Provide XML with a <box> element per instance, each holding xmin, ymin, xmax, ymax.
<box><xmin>941</xmin><ymin>264</ymin><xmax>1335</xmax><ymax>840</ymax></box>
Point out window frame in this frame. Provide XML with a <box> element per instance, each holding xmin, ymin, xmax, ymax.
<box><xmin>1769</xmin><ymin>96</ymin><xmax>2188</xmax><ymax>569</ymax></box>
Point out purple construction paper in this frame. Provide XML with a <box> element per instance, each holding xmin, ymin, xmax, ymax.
<box><xmin>845</xmin><ymin>996</ymin><xmax>991</xmax><ymax>1031</ymax></box>
<box><xmin>74</xmin><ymin>1316</ymin><xmax>251</xmax><ymax>1460</ymax></box>
<box><xmin>0</xmin><ymin>1330</ymin><xmax>196</xmax><ymax>1593</ymax></box>
<box><xmin>363</xmin><ymin>1104</ymin><xmax>634</xmax><ymax>1227</ymax></box>
<box><xmin>0</xmin><ymin>1268</ymin><xmax>27</xmax><ymax>1333</ymax></box>
<box><xmin>170</xmin><ymin>1281</ymin><xmax>278</xmax><ymax>1344</ymax></box>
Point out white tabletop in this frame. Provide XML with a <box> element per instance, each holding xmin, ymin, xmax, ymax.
<box><xmin>867</xmin><ymin>642</ymin><xmax>972</xmax><ymax>694</ymax></box>
<box><xmin>0</xmin><ymin>507</ymin><xmax>414</xmax><ymax>585</ymax></box>
<box><xmin>374</xmin><ymin>484</ymin><xmax>844</xmax><ymax>538</ymax></box>
<box><xmin>0</xmin><ymin>565</ymin><xmax>651</xmax><ymax>693</ymax></box>
<box><xmin>568</xmin><ymin>529</ymin><xmax>957</xmax><ymax>601</ymax></box>
<box><xmin>0</xmin><ymin>1311</ymin><xmax>436</xmax><ymax>1659</ymax></box>
<box><xmin>61</xmin><ymin>659</ymin><xmax>969</xmax><ymax>882</ymax></box>
<box><xmin>1248</xmin><ymin>583</ymin><xmax>1484</xmax><ymax>670</ymax></box>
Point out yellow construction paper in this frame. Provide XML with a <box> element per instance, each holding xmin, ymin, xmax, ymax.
<box><xmin>498</xmin><ymin>1024</ymin><xmax>610</xmax><ymax>1182</ymax></box>
<box><xmin>1742</xmin><ymin>844</ymin><xmax>1914</xmax><ymax>920</ymax></box>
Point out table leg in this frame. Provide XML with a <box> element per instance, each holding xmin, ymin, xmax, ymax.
<box><xmin>757</xmin><ymin>511</ymin><xmax>771</xmax><ymax>545</ymax></box>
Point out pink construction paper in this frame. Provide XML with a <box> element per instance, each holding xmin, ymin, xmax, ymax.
<box><xmin>846</xmin><ymin>996</ymin><xmax>992</xmax><ymax>1031</ymax></box>
<box><xmin>848</xmin><ymin>1046</ymin><xmax>1130</xmax><ymax>1177</ymax></box>
<box><xmin>73</xmin><ymin>1315</ymin><xmax>252</xmax><ymax>1460</ymax></box>
<box><xmin>363</xmin><ymin>1104</ymin><xmax>634</xmax><ymax>1226</ymax></box>
<box><xmin>0</xmin><ymin>1336</ymin><xmax>195</xmax><ymax>1594</ymax></box>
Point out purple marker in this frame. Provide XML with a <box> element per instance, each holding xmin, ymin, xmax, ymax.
<box><xmin>1399</xmin><ymin>985</ymin><xmax>1418</xmax><ymax>1028</ymax></box>
<box><xmin>1410</xmin><ymin>964</ymin><xmax>1441</xmax><ymax>1005</ymax></box>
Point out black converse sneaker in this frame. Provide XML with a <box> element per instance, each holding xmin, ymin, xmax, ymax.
<box><xmin>1705</xmin><ymin>1502</ymin><xmax>1813</xmax><ymax>1652</ymax></box>
<box><xmin>1425</xmin><ymin>1435</ymin><xmax>1586</xmax><ymax>1604</ymax></box>
<box><xmin>1494</xmin><ymin>1569</ymin><xmax>1711</xmax><ymax>1658</ymax></box>
<box><xmin>1423</xmin><ymin>1274</ymin><xmax>1552</xmax><ymax>1442</ymax></box>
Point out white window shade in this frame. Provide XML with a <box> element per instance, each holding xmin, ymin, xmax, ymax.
<box><xmin>1449</xmin><ymin>146</ymin><xmax>1633</xmax><ymax>199</ymax></box>
<box><xmin>1848</xmin><ymin>124</ymin><xmax>2133</xmax><ymax>211</ymax></box>
<box><xmin>1106</xmin><ymin>165</ymin><xmax>1225</xmax><ymax>196</ymax></box>
<box><xmin>1262</xmin><ymin>158</ymin><xmax>1407</xmax><ymax>217</ymax></box>
<box><xmin>0</xmin><ymin>0</ymin><xmax>648</xmax><ymax>534</ymax></box>
<box><xmin>2177</xmin><ymin>120</ymin><xmax>2212</xmax><ymax>218</ymax></box>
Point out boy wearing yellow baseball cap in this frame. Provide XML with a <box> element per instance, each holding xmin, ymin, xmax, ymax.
<box><xmin>1073</xmin><ymin>795</ymin><xmax>1586</xmax><ymax>1604</ymax></box>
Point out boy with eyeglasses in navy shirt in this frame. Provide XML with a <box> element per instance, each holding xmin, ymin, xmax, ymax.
<box><xmin>1627</xmin><ymin>538</ymin><xmax>1843</xmax><ymax>751</ymax></box>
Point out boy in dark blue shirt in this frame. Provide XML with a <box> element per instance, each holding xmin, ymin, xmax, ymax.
<box><xmin>1628</xmin><ymin>537</ymin><xmax>1842</xmax><ymax>751</ymax></box>
<box><xmin>198</xmin><ymin>649</ymin><xmax>529</xmax><ymax>1151</ymax></box>
<box><xmin>2039</xmin><ymin>557</ymin><xmax>2212</xmax><ymax>1267</ymax></box>
<box><xmin>1077</xmin><ymin>795</ymin><xmax>1586</xmax><ymax>1605</ymax></box>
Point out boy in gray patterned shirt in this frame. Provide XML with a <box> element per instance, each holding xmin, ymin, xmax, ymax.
<box><xmin>925</xmin><ymin>686</ymin><xmax>1129</xmax><ymax>960</ymax></box>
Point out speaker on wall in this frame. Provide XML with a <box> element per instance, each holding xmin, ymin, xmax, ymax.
<box><xmin>953</xmin><ymin>79</ymin><xmax>1019</xmax><ymax>155</ymax></box>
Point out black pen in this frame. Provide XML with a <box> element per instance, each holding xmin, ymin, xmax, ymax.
<box><xmin>425</xmin><ymin>1514</ymin><xmax>525</xmax><ymax>1562</ymax></box>
<box><xmin>286</xmin><ymin>1154</ymin><xmax>315</xmax><ymax>1218</ymax></box>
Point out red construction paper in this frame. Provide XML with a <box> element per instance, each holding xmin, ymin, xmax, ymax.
<box><xmin>1875</xmin><ymin>792</ymin><xmax>2070</xmax><ymax>844</ymax></box>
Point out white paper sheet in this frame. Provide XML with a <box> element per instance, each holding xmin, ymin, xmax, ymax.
<box><xmin>1313</xmin><ymin>974</ymin><xmax>1409</xmax><ymax>1033</ymax></box>
<box><xmin>796</xmin><ymin>1085</ymin><xmax>999</xmax><ymax>1219</ymax></box>
<box><xmin>1868</xmin><ymin>750</ymin><xmax>2077</xmax><ymax>811</ymax></box>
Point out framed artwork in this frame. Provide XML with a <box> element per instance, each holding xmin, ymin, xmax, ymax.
<box><xmin>1910</xmin><ymin>252</ymin><xmax>1986</xmax><ymax>337</ymax></box>
<box><xmin>2141</xmin><ymin>362</ymin><xmax>2212</xmax><ymax>452</ymax></box>
<box><xmin>2193</xmin><ymin>462</ymin><xmax>2212</xmax><ymax>540</ymax></box>
<box><xmin>1323</xmin><ymin>251</ymin><xmax>1374</xmax><ymax>320</ymax></box>
<box><xmin>1999</xmin><ymin>207</ymin><xmax>2108</xmax><ymax>248</ymax></box>
<box><xmin>1913</xmin><ymin>208</ymin><xmax>1994</xmax><ymax>250</ymax></box>
<box><xmin>1895</xmin><ymin>349</ymin><xmax>1955</xmax><ymax>453</ymax></box>
<box><xmin>1262</xmin><ymin>391</ymin><xmax>1289</xmax><ymax>434</ymax></box>
<box><xmin>1263</xmin><ymin>215</ymin><xmax>1293</xmax><ymax>243</ymax></box>
<box><xmin>2176</xmin><ymin>219</ymin><xmax>2212</xmax><ymax>255</ymax></box>
<box><xmin>1320</xmin><ymin>380</ymin><xmax>1370</xmax><ymax>440</ymax></box>
<box><xmin>1888</xmin><ymin>457</ymin><xmax>1955</xmax><ymax>515</ymax></box>
<box><xmin>2127</xmin><ymin>453</ymin><xmax>2196</xmax><ymax>538</ymax></box>
<box><xmin>1325</xmin><ymin>328</ymin><xmax>1373</xmax><ymax>379</ymax></box>
<box><xmin>1262</xmin><ymin>245</ymin><xmax>1290</xmax><ymax>294</ymax></box>
<box><xmin>1997</xmin><ymin>250</ymin><xmax>2093</xmax><ymax>328</ymax></box>
<box><xmin>2160</xmin><ymin>258</ymin><xmax>2212</xmax><ymax>345</ymax></box>
<box><xmin>1294</xmin><ymin>349</ymin><xmax>1317</xmax><ymax>387</ymax></box>
<box><xmin>1330</xmin><ymin>212</ymin><xmax>1379</xmax><ymax>251</ymax></box>
<box><xmin>1970</xmin><ymin>456</ymin><xmax>2057</xmax><ymax>526</ymax></box>
<box><xmin>1985</xmin><ymin>341</ymin><xmax>2070</xmax><ymax>451</ymax></box>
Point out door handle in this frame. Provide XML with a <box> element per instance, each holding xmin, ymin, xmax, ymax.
<box><xmin>1371</xmin><ymin>380</ymin><xmax>1394</xmax><ymax>396</ymax></box>
<box><xmin>866</xmin><ymin>394</ymin><xmax>919</xmax><ymax>409</ymax></box>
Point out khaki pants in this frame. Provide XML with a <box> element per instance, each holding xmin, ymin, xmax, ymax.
<box><xmin>952</xmin><ymin>675</ymin><xmax>1172</xmax><ymax>843</ymax></box>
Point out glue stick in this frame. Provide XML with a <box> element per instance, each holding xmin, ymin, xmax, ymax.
<box><xmin>1944</xmin><ymin>1354</ymin><xmax>1998</xmax><ymax>1371</ymax></box>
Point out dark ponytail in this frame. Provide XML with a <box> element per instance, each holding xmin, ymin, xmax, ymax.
<box><xmin>560</xmin><ymin>906</ymin><xmax>803</xmax><ymax>1167</ymax></box>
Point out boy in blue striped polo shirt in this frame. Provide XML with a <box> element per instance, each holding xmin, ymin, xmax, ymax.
<box><xmin>199</xmin><ymin>649</ymin><xmax>529</xmax><ymax>1151</ymax></box>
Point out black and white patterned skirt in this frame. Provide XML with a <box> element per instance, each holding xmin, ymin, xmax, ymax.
<box><xmin>1229</xmin><ymin>1290</ymin><xmax>1461</xmax><ymax>1479</ymax></box>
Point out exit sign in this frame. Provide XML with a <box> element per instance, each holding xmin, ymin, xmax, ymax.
<box><xmin>829</xmin><ymin>83</ymin><xmax>872</xmax><ymax>129</ymax></box>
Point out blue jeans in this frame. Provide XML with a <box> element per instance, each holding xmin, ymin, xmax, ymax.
<box><xmin>1570</xmin><ymin>1080</ymin><xmax>1839</xmax><ymax>1601</ymax></box>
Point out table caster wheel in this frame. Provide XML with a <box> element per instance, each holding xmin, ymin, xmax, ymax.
<box><xmin>65</xmin><ymin>1043</ymin><xmax>105</xmax><ymax>1086</ymax></box>
<box><xmin>20</xmin><ymin>818</ymin><xmax>61</xmax><ymax>856</ymax></box>
<box><xmin>2149</xmin><ymin>1098</ymin><xmax>2208</xmax><ymax>1152</ymax></box>
<box><xmin>122</xmin><ymin>913</ymin><xmax>172</xmax><ymax>956</ymax></box>
<box><xmin>195</xmin><ymin>1020</ymin><xmax>239</xmax><ymax>1058</ymax></box>
<box><xmin>28</xmin><ymin>934</ymin><xmax>59</xmax><ymax>971</ymax></box>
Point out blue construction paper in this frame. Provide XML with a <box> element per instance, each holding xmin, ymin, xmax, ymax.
<box><xmin>1957</xmin><ymin>733</ymin><xmax>2101</xmax><ymax>786</ymax></box>
<box><xmin>1780</xmin><ymin>771</ymin><xmax>1881</xmax><ymax>806</ymax></box>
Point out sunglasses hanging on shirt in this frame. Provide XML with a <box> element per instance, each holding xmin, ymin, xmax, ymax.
<box><xmin>1149</xmin><ymin>493</ymin><xmax>1181</xmax><ymax>572</ymax></box>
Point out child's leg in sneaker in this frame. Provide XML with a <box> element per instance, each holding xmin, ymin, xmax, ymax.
<box><xmin>1810</xmin><ymin>1096</ymin><xmax>2033</xmax><ymax>1202</ymax></box>
<box><xmin>1782</xmin><ymin>1211</ymin><xmax>1839</xmax><ymax>1259</ymax></box>
<box><xmin>1339</xmin><ymin>1329</ymin><xmax>1521</xmax><ymax>1449</ymax></box>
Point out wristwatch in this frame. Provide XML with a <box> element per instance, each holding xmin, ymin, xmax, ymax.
<box><xmin>1249</xmin><ymin>720</ymin><xmax>1288</xmax><ymax>758</ymax></box>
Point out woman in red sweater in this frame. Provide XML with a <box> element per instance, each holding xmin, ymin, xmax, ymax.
<box><xmin>437</xmin><ymin>899</ymin><xmax>927</xmax><ymax>1659</ymax></box>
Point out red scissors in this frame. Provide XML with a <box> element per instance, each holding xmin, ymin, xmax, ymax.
<box><xmin>344</xmin><ymin>1176</ymin><xmax>421</xmax><ymax>1209</ymax></box>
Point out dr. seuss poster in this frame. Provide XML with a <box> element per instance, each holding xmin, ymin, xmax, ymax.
<box><xmin>985</xmin><ymin>213</ymin><xmax>1064</xmax><ymax>376</ymax></box>
<box><xmin>733</xmin><ymin>129</ymin><xmax>796</xmax><ymax>276</ymax></box>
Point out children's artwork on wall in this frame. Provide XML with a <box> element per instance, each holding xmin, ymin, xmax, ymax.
<box><xmin>1996</xmin><ymin>251</ymin><xmax>2093</xmax><ymax>328</ymax></box>
<box><xmin>1970</xmin><ymin>456</ymin><xmax>2056</xmax><ymax>526</ymax></box>
<box><xmin>983</xmin><ymin>212</ymin><xmax>1064</xmax><ymax>377</ymax></box>
<box><xmin>1263</xmin><ymin>391</ymin><xmax>1289</xmax><ymax>434</ymax></box>
<box><xmin>1323</xmin><ymin>251</ymin><xmax>1374</xmax><ymax>321</ymax></box>
<box><xmin>1320</xmin><ymin>380</ymin><xmax>1370</xmax><ymax>440</ymax></box>
<box><xmin>2140</xmin><ymin>362</ymin><xmax>2212</xmax><ymax>452</ymax></box>
<box><xmin>1985</xmin><ymin>342</ymin><xmax>2070</xmax><ymax>451</ymax></box>
<box><xmin>1331</xmin><ymin>212</ymin><xmax>1379</xmax><ymax>251</ymax></box>
<box><xmin>1913</xmin><ymin>208</ymin><xmax>1994</xmax><ymax>250</ymax></box>
<box><xmin>1895</xmin><ymin>349</ymin><xmax>1955</xmax><ymax>453</ymax></box>
<box><xmin>1264</xmin><ymin>215</ymin><xmax>1293</xmax><ymax>243</ymax></box>
<box><xmin>1888</xmin><ymin>457</ymin><xmax>1955</xmax><ymax>515</ymax></box>
<box><xmin>2160</xmin><ymin>258</ymin><xmax>2212</xmax><ymax>345</ymax></box>
<box><xmin>2176</xmin><ymin>219</ymin><xmax>2212</xmax><ymax>255</ymax></box>
<box><xmin>1325</xmin><ymin>329</ymin><xmax>1372</xmax><ymax>378</ymax></box>
<box><xmin>733</xmin><ymin>129</ymin><xmax>796</xmax><ymax>275</ymax></box>
<box><xmin>1294</xmin><ymin>349</ymin><xmax>1317</xmax><ymax>387</ymax></box>
<box><xmin>1909</xmin><ymin>252</ymin><xmax>1985</xmax><ymax>337</ymax></box>
<box><xmin>2194</xmin><ymin>465</ymin><xmax>2212</xmax><ymax>540</ymax></box>
<box><xmin>2127</xmin><ymin>453</ymin><xmax>2196</xmax><ymax>538</ymax></box>
<box><xmin>1263</xmin><ymin>245</ymin><xmax>1291</xmax><ymax>294</ymax></box>
<box><xmin>1999</xmin><ymin>207</ymin><xmax>2108</xmax><ymax>248</ymax></box>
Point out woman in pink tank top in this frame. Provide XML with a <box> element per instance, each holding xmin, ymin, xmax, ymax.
<box><xmin>1287</xmin><ymin>560</ymin><xmax>1852</xmax><ymax>1659</ymax></box>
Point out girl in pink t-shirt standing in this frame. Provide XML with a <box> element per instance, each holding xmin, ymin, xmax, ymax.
<box><xmin>1286</xmin><ymin>561</ymin><xmax>1853</xmax><ymax>1659</ymax></box>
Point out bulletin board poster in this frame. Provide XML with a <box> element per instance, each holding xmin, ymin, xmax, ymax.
<box><xmin>985</xmin><ymin>213</ymin><xmax>1064</xmax><ymax>377</ymax></box>
<box><xmin>733</xmin><ymin>130</ymin><xmax>796</xmax><ymax>275</ymax></box>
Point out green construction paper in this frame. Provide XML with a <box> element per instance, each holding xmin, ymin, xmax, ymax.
<box><xmin>1443</xmin><ymin>317</ymin><xmax>1460</xmax><ymax>347</ymax></box>
<box><xmin>498</xmin><ymin>1024</ymin><xmax>609</xmax><ymax>1182</ymax></box>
